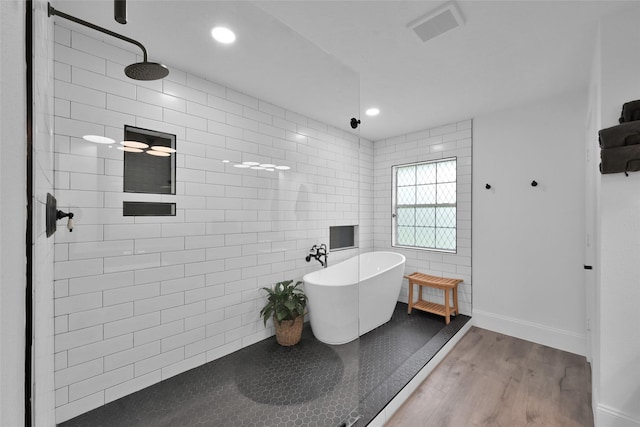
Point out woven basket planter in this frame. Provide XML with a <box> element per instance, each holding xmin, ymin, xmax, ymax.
<box><xmin>274</xmin><ymin>315</ymin><xmax>303</xmax><ymax>346</ymax></box>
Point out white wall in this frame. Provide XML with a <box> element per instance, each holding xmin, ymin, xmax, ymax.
<box><xmin>473</xmin><ymin>90</ymin><xmax>588</xmax><ymax>356</ymax></box>
<box><xmin>0</xmin><ymin>1</ymin><xmax>27</xmax><ymax>426</ymax></box>
<box><xmin>585</xmin><ymin>24</ymin><xmax>602</xmax><ymax>421</ymax></box>
<box><xmin>373</xmin><ymin>120</ymin><xmax>473</xmax><ymax>316</ymax></box>
<box><xmin>51</xmin><ymin>25</ymin><xmax>371</xmax><ymax>423</ymax></box>
<box><xmin>591</xmin><ymin>5</ymin><xmax>640</xmax><ymax>426</ymax></box>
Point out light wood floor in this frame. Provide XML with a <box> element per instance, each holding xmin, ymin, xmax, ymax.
<box><xmin>386</xmin><ymin>327</ymin><xmax>594</xmax><ymax>427</ymax></box>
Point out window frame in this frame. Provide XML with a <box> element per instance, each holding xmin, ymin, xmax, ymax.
<box><xmin>391</xmin><ymin>157</ymin><xmax>458</xmax><ymax>253</ymax></box>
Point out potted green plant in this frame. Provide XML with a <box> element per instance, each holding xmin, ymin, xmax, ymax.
<box><xmin>259</xmin><ymin>280</ymin><xmax>307</xmax><ymax>346</ymax></box>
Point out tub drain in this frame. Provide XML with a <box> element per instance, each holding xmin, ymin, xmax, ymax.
<box><xmin>338</xmin><ymin>413</ymin><xmax>361</xmax><ymax>427</ymax></box>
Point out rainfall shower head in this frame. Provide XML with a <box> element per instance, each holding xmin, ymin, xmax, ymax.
<box><xmin>125</xmin><ymin>62</ymin><xmax>169</xmax><ymax>81</ymax></box>
<box><xmin>48</xmin><ymin>3</ymin><xmax>169</xmax><ymax>81</ymax></box>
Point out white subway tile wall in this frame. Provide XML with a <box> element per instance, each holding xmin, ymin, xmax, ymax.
<box><xmin>373</xmin><ymin>120</ymin><xmax>473</xmax><ymax>316</ymax></box>
<box><xmin>53</xmin><ymin>26</ymin><xmax>372</xmax><ymax>422</ymax></box>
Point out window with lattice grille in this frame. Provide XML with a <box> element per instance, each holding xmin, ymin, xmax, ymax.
<box><xmin>392</xmin><ymin>158</ymin><xmax>457</xmax><ymax>252</ymax></box>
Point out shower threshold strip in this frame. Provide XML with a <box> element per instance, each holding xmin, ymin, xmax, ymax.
<box><xmin>59</xmin><ymin>303</ymin><xmax>470</xmax><ymax>427</ymax></box>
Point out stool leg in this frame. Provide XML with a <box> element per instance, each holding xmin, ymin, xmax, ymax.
<box><xmin>408</xmin><ymin>281</ymin><xmax>413</xmax><ymax>314</ymax></box>
<box><xmin>453</xmin><ymin>284</ymin><xmax>459</xmax><ymax>316</ymax></box>
<box><xmin>444</xmin><ymin>288</ymin><xmax>450</xmax><ymax>325</ymax></box>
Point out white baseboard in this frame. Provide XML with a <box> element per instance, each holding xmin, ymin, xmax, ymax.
<box><xmin>472</xmin><ymin>309</ymin><xmax>586</xmax><ymax>356</ymax></box>
<box><xmin>369</xmin><ymin>318</ymin><xmax>474</xmax><ymax>426</ymax></box>
<box><xmin>597</xmin><ymin>404</ymin><xmax>640</xmax><ymax>427</ymax></box>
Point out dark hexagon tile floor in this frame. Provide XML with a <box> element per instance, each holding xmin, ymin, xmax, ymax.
<box><xmin>59</xmin><ymin>303</ymin><xmax>470</xmax><ymax>427</ymax></box>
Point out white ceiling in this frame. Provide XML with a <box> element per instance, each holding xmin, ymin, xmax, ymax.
<box><xmin>53</xmin><ymin>0</ymin><xmax>635</xmax><ymax>141</ymax></box>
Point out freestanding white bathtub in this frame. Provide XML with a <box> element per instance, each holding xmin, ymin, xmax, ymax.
<box><xmin>303</xmin><ymin>251</ymin><xmax>406</xmax><ymax>345</ymax></box>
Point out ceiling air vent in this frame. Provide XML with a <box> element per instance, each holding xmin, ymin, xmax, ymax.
<box><xmin>409</xmin><ymin>1</ymin><xmax>464</xmax><ymax>43</ymax></box>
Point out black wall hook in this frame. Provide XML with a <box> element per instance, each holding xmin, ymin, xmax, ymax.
<box><xmin>485</xmin><ymin>183</ymin><xmax>491</xmax><ymax>189</ymax></box>
<box><xmin>531</xmin><ymin>180</ymin><xmax>538</xmax><ymax>187</ymax></box>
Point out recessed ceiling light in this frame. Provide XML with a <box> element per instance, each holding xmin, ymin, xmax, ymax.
<box><xmin>233</xmin><ymin>164</ymin><xmax>251</xmax><ymax>168</ymax></box>
<box><xmin>242</xmin><ymin>161</ymin><xmax>260</xmax><ymax>166</ymax></box>
<box><xmin>211</xmin><ymin>27</ymin><xmax>235</xmax><ymax>44</ymax></box>
<box><xmin>260</xmin><ymin>163</ymin><xmax>276</xmax><ymax>168</ymax></box>
<box><xmin>365</xmin><ymin>108</ymin><xmax>380</xmax><ymax>116</ymax></box>
<box><xmin>251</xmin><ymin>166</ymin><xmax>266</xmax><ymax>170</ymax></box>
<box><xmin>146</xmin><ymin>150</ymin><xmax>170</xmax><ymax>157</ymax></box>
<box><xmin>121</xmin><ymin>140</ymin><xmax>149</xmax><ymax>149</ymax></box>
<box><xmin>274</xmin><ymin>165</ymin><xmax>291</xmax><ymax>170</ymax></box>
<box><xmin>117</xmin><ymin>146</ymin><xmax>143</xmax><ymax>153</ymax></box>
<box><xmin>83</xmin><ymin>135</ymin><xmax>115</xmax><ymax>144</ymax></box>
<box><xmin>222</xmin><ymin>160</ymin><xmax>230</xmax><ymax>163</ymax></box>
<box><xmin>150</xmin><ymin>145</ymin><xmax>176</xmax><ymax>153</ymax></box>
<box><xmin>266</xmin><ymin>168</ymin><xmax>275</xmax><ymax>172</ymax></box>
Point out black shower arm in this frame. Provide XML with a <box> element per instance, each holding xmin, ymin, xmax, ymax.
<box><xmin>48</xmin><ymin>3</ymin><xmax>148</xmax><ymax>62</ymax></box>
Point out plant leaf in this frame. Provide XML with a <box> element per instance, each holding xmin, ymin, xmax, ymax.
<box><xmin>259</xmin><ymin>279</ymin><xmax>307</xmax><ymax>325</ymax></box>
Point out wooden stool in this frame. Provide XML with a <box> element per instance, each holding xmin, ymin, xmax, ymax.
<box><xmin>404</xmin><ymin>272</ymin><xmax>463</xmax><ymax>324</ymax></box>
